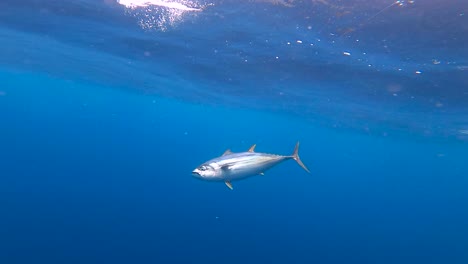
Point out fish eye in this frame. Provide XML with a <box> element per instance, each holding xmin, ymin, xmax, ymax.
<box><xmin>199</xmin><ymin>166</ymin><xmax>207</xmax><ymax>171</ymax></box>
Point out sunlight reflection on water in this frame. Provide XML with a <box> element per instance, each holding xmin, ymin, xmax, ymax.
<box><xmin>117</xmin><ymin>0</ymin><xmax>207</xmax><ymax>31</ymax></box>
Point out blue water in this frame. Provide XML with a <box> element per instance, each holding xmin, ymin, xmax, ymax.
<box><xmin>1</xmin><ymin>1</ymin><xmax>468</xmax><ymax>263</ymax></box>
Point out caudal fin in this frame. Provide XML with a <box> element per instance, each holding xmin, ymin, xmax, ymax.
<box><xmin>291</xmin><ymin>142</ymin><xmax>310</xmax><ymax>173</ymax></box>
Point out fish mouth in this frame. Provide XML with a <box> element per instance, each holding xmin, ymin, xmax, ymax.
<box><xmin>192</xmin><ymin>171</ymin><xmax>201</xmax><ymax>177</ymax></box>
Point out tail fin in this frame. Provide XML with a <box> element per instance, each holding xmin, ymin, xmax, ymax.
<box><xmin>291</xmin><ymin>142</ymin><xmax>310</xmax><ymax>173</ymax></box>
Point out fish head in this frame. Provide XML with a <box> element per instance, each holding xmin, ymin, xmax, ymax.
<box><xmin>192</xmin><ymin>164</ymin><xmax>219</xmax><ymax>180</ymax></box>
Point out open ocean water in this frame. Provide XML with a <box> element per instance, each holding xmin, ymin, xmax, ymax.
<box><xmin>1</xmin><ymin>0</ymin><xmax>468</xmax><ymax>263</ymax></box>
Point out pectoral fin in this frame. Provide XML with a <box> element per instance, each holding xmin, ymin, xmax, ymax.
<box><xmin>224</xmin><ymin>181</ymin><xmax>233</xmax><ymax>190</ymax></box>
<box><xmin>221</xmin><ymin>164</ymin><xmax>232</xmax><ymax>172</ymax></box>
<box><xmin>259</xmin><ymin>172</ymin><xmax>265</xmax><ymax>176</ymax></box>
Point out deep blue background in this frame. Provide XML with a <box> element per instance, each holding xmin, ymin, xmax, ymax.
<box><xmin>1</xmin><ymin>0</ymin><xmax>468</xmax><ymax>263</ymax></box>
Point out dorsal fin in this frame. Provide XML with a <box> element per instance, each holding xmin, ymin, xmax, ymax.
<box><xmin>222</xmin><ymin>149</ymin><xmax>232</xmax><ymax>156</ymax></box>
<box><xmin>248</xmin><ymin>144</ymin><xmax>256</xmax><ymax>152</ymax></box>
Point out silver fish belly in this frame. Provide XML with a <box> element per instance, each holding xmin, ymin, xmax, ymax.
<box><xmin>209</xmin><ymin>152</ymin><xmax>288</xmax><ymax>181</ymax></box>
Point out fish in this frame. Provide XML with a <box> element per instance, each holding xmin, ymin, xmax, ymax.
<box><xmin>192</xmin><ymin>142</ymin><xmax>310</xmax><ymax>190</ymax></box>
